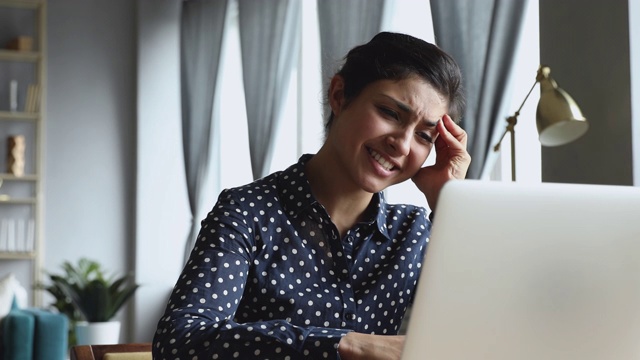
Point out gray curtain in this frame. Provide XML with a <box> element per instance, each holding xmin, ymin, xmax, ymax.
<box><xmin>238</xmin><ymin>0</ymin><xmax>301</xmax><ymax>180</ymax></box>
<box><xmin>317</xmin><ymin>0</ymin><xmax>386</xmax><ymax>123</ymax></box>
<box><xmin>430</xmin><ymin>0</ymin><xmax>529</xmax><ymax>179</ymax></box>
<box><xmin>180</xmin><ymin>0</ymin><xmax>228</xmax><ymax>263</ymax></box>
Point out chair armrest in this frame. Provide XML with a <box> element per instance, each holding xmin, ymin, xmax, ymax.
<box><xmin>2</xmin><ymin>308</ymin><xmax>35</xmax><ymax>360</ymax></box>
<box><xmin>23</xmin><ymin>308</ymin><xmax>69</xmax><ymax>360</ymax></box>
<box><xmin>103</xmin><ymin>352</ymin><xmax>152</xmax><ymax>360</ymax></box>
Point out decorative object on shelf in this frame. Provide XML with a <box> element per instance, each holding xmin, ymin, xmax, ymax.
<box><xmin>493</xmin><ymin>65</ymin><xmax>589</xmax><ymax>181</ymax></box>
<box><xmin>7</xmin><ymin>135</ymin><xmax>25</xmax><ymax>176</ymax></box>
<box><xmin>5</xmin><ymin>36</ymin><xmax>33</xmax><ymax>52</ymax></box>
<box><xmin>9</xmin><ymin>80</ymin><xmax>18</xmax><ymax>112</ymax></box>
<box><xmin>39</xmin><ymin>258</ymin><xmax>139</xmax><ymax>346</ymax></box>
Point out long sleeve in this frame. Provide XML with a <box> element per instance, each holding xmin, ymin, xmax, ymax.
<box><xmin>152</xmin><ymin>189</ymin><xmax>350</xmax><ymax>359</ymax></box>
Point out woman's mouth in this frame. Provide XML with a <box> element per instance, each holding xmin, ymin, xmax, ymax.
<box><xmin>368</xmin><ymin>148</ymin><xmax>394</xmax><ymax>171</ymax></box>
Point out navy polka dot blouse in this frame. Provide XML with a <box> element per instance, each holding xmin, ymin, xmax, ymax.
<box><xmin>153</xmin><ymin>154</ymin><xmax>432</xmax><ymax>359</ymax></box>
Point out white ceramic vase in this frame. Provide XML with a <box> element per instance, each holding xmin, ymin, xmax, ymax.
<box><xmin>75</xmin><ymin>321</ymin><xmax>121</xmax><ymax>345</ymax></box>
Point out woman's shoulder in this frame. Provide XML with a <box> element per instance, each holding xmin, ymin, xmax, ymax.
<box><xmin>218</xmin><ymin>155</ymin><xmax>312</xmax><ymax>202</ymax></box>
<box><xmin>218</xmin><ymin>171</ymin><xmax>282</xmax><ymax>200</ymax></box>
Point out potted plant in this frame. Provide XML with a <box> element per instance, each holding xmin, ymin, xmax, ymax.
<box><xmin>40</xmin><ymin>258</ymin><xmax>139</xmax><ymax>345</ymax></box>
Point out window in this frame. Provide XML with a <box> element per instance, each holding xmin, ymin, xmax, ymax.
<box><xmin>490</xmin><ymin>0</ymin><xmax>541</xmax><ymax>182</ymax></box>
<box><xmin>216</xmin><ymin>0</ymin><xmax>540</xmax><ymax>206</ymax></box>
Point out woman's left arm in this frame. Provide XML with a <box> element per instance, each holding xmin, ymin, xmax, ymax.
<box><xmin>411</xmin><ymin>114</ymin><xmax>471</xmax><ymax>211</ymax></box>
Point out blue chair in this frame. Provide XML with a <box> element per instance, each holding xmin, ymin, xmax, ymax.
<box><xmin>2</xmin><ymin>297</ymin><xmax>69</xmax><ymax>360</ymax></box>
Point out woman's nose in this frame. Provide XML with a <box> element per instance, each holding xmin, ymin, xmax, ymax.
<box><xmin>386</xmin><ymin>130</ymin><xmax>412</xmax><ymax>156</ymax></box>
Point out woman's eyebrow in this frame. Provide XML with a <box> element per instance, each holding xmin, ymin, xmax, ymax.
<box><xmin>381</xmin><ymin>94</ymin><xmax>439</xmax><ymax>127</ymax></box>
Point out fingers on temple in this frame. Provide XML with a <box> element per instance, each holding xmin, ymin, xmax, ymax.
<box><xmin>439</xmin><ymin>115</ymin><xmax>468</xmax><ymax>148</ymax></box>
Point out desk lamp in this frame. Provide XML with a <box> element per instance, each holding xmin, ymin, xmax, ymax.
<box><xmin>493</xmin><ymin>65</ymin><xmax>589</xmax><ymax>181</ymax></box>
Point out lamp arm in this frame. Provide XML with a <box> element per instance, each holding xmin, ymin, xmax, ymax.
<box><xmin>514</xmin><ymin>77</ymin><xmax>539</xmax><ymax>116</ymax></box>
<box><xmin>492</xmin><ymin>75</ymin><xmax>539</xmax><ymax>181</ymax></box>
<box><xmin>494</xmin><ymin>79</ymin><xmax>538</xmax><ymax>151</ymax></box>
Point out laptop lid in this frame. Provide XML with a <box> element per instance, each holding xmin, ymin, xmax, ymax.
<box><xmin>401</xmin><ymin>180</ymin><xmax>640</xmax><ymax>360</ymax></box>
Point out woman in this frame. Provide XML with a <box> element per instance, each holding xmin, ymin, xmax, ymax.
<box><xmin>153</xmin><ymin>32</ymin><xmax>470</xmax><ymax>360</ymax></box>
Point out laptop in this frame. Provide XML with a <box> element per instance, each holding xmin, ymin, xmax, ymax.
<box><xmin>401</xmin><ymin>180</ymin><xmax>640</xmax><ymax>360</ymax></box>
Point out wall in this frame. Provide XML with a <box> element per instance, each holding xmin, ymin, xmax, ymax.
<box><xmin>47</xmin><ymin>0</ymin><xmax>189</xmax><ymax>343</ymax></box>
<box><xmin>45</xmin><ymin>0</ymin><xmax>136</xmax><ymax>340</ymax></box>
<box><xmin>539</xmin><ymin>0</ymin><xmax>635</xmax><ymax>185</ymax></box>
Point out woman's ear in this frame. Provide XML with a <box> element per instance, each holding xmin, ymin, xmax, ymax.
<box><xmin>328</xmin><ymin>75</ymin><xmax>345</xmax><ymax>117</ymax></box>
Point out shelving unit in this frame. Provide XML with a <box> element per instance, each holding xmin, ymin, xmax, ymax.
<box><xmin>0</xmin><ymin>0</ymin><xmax>45</xmax><ymax>306</ymax></box>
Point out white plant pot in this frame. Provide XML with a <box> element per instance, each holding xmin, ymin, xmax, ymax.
<box><xmin>75</xmin><ymin>321</ymin><xmax>121</xmax><ymax>345</ymax></box>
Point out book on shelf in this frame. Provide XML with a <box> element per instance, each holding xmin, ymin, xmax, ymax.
<box><xmin>25</xmin><ymin>219</ymin><xmax>35</xmax><ymax>252</ymax></box>
<box><xmin>24</xmin><ymin>84</ymin><xmax>40</xmax><ymax>113</ymax></box>
<box><xmin>0</xmin><ymin>219</ymin><xmax>6</xmax><ymax>252</ymax></box>
<box><xmin>0</xmin><ymin>218</ymin><xmax>35</xmax><ymax>253</ymax></box>
<box><xmin>5</xmin><ymin>219</ymin><xmax>16</xmax><ymax>252</ymax></box>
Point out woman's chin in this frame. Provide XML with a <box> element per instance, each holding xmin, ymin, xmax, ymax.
<box><xmin>360</xmin><ymin>178</ymin><xmax>398</xmax><ymax>194</ymax></box>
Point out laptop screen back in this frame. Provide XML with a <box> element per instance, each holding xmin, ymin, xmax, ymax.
<box><xmin>402</xmin><ymin>180</ymin><xmax>640</xmax><ymax>360</ymax></box>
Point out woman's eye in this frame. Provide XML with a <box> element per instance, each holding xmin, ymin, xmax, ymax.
<box><xmin>378</xmin><ymin>106</ymin><xmax>399</xmax><ymax>120</ymax></box>
<box><xmin>417</xmin><ymin>132</ymin><xmax>434</xmax><ymax>144</ymax></box>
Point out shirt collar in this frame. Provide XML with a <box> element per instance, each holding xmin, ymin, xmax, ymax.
<box><xmin>278</xmin><ymin>154</ymin><xmax>392</xmax><ymax>240</ymax></box>
<box><xmin>361</xmin><ymin>189</ymin><xmax>392</xmax><ymax>240</ymax></box>
<box><xmin>278</xmin><ymin>154</ymin><xmax>318</xmax><ymax>218</ymax></box>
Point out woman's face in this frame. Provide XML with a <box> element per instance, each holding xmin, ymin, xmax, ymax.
<box><xmin>327</xmin><ymin>75</ymin><xmax>448</xmax><ymax>194</ymax></box>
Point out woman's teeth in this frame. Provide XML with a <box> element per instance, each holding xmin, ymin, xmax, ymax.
<box><xmin>370</xmin><ymin>149</ymin><xmax>393</xmax><ymax>171</ymax></box>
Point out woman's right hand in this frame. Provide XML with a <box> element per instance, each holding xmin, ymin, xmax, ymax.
<box><xmin>411</xmin><ymin>114</ymin><xmax>470</xmax><ymax>211</ymax></box>
<box><xmin>338</xmin><ymin>332</ymin><xmax>405</xmax><ymax>360</ymax></box>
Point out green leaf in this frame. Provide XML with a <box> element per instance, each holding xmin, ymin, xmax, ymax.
<box><xmin>39</xmin><ymin>258</ymin><xmax>139</xmax><ymax>323</ymax></box>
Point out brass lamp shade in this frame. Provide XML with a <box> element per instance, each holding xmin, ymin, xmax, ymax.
<box><xmin>535</xmin><ymin>67</ymin><xmax>589</xmax><ymax>146</ymax></box>
<box><xmin>493</xmin><ymin>65</ymin><xmax>589</xmax><ymax>180</ymax></box>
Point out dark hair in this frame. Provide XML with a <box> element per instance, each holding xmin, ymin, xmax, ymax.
<box><xmin>325</xmin><ymin>32</ymin><xmax>465</xmax><ymax>132</ymax></box>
